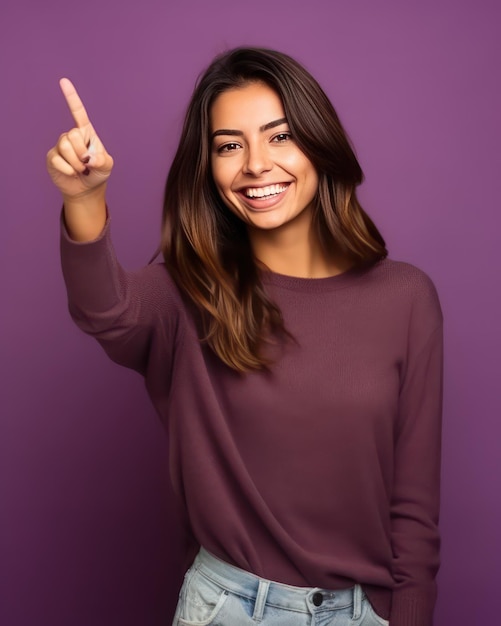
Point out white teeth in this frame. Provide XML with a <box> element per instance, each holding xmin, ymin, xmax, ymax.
<box><xmin>244</xmin><ymin>184</ymin><xmax>288</xmax><ymax>198</ymax></box>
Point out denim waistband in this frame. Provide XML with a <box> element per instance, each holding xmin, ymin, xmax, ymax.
<box><xmin>193</xmin><ymin>548</ymin><xmax>363</xmax><ymax>618</ymax></box>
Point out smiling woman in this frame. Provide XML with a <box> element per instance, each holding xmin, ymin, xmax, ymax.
<box><xmin>162</xmin><ymin>48</ymin><xmax>387</xmax><ymax>372</ymax></box>
<box><xmin>49</xmin><ymin>47</ymin><xmax>443</xmax><ymax>626</ymax></box>
<box><xmin>210</xmin><ymin>83</ymin><xmax>319</xmax><ymax>248</ymax></box>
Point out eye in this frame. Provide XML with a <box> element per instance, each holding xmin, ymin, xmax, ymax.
<box><xmin>216</xmin><ymin>142</ymin><xmax>242</xmax><ymax>154</ymax></box>
<box><xmin>271</xmin><ymin>132</ymin><xmax>292</xmax><ymax>144</ymax></box>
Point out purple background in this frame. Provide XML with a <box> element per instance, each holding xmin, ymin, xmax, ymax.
<box><xmin>1</xmin><ymin>1</ymin><xmax>500</xmax><ymax>624</ymax></box>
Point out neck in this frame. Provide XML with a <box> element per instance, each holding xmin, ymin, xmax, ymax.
<box><xmin>248</xmin><ymin>209</ymin><xmax>351</xmax><ymax>278</ymax></box>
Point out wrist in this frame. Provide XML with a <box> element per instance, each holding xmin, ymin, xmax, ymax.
<box><xmin>62</xmin><ymin>182</ymin><xmax>107</xmax><ymax>207</ymax></box>
<box><xmin>63</xmin><ymin>185</ymin><xmax>108</xmax><ymax>242</ymax></box>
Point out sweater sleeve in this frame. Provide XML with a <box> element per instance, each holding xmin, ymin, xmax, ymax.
<box><xmin>60</xmin><ymin>215</ymin><xmax>183</xmax><ymax>376</ymax></box>
<box><xmin>390</xmin><ymin>274</ymin><xmax>444</xmax><ymax>626</ymax></box>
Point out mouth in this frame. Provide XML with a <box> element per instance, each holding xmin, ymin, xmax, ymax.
<box><xmin>242</xmin><ymin>183</ymin><xmax>290</xmax><ymax>199</ymax></box>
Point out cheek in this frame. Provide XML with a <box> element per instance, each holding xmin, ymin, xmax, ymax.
<box><xmin>308</xmin><ymin>171</ymin><xmax>320</xmax><ymax>196</ymax></box>
<box><xmin>211</xmin><ymin>154</ymin><xmax>242</xmax><ymax>188</ymax></box>
<box><xmin>210</xmin><ymin>169</ymin><xmax>241</xmax><ymax>212</ymax></box>
<box><xmin>297</xmin><ymin>161</ymin><xmax>319</xmax><ymax>197</ymax></box>
<box><xmin>283</xmin><ymin>151</ymin><xmax>318</xmax><ymax>184</ymax></box>
<box><xmin>210</xmin><ymin>158</ymin><xmax>222</xmax><ymax>188</ymax></box>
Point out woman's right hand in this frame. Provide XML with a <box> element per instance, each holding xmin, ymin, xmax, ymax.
<box><xmin>48</xmin><ymin>79</ymin><xmax>113</xmax><ymax>241</ymax></box>
<box><xmin>47</xmin><ymin>78</ymin><xmax>114</xmax><ymax>199</ymax></box>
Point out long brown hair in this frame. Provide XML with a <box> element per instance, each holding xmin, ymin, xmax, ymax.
<box><xmin>162</xmin><ymin>47</ymin><xmax>387</xmax><ymax>372</ymax></box>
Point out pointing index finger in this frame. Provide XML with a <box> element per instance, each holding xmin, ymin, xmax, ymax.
<box><xmin>59</xmin><ymin>78</ymin><xmax>91</xmax><ymax>129</ymax></box>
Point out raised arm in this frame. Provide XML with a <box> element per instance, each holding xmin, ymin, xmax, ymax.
<box><xmin>46</xmin><ymin>78</ymin><xmax>113</xmax><ymax>241</ymax></box>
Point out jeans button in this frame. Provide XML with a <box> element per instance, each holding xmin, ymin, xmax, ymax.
<box><xmin>312</xmin><ymin>592</ymin><xmax>323</xmax><ymax>606</ymax></box>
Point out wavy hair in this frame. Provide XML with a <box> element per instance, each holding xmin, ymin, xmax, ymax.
<box><xmin>161</xmin><ymin>47</ymin><xmax>387</xmax><ymax>371</ymax></box>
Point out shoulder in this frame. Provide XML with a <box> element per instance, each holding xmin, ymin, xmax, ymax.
<box><xmin>367</xmin><ymin>258</ymin><xmax>443</xmax><ymax>332</ymax></box>
<box><xmin>133</xmin><ymin>260</ymin><xmax>175</xmax><ymax>285</ymax></box>
<box><xmin>119</xmin><ymin>262</ymin><xmax>190</xmax><ymax>339</ymax></box>
<box><xmin>369</xmin><ymin>258</ymin><xmax>437</xmax><ymax>289</ymax></box>
<box><xmin>367</xmin><ymin>258</ymin><xmax>440</xmax><ymax>301</ymax></box>
<box><xmin>128</xmin><ymin>261</ymin><xmax>186</xmax><ymax>314</ymax></box>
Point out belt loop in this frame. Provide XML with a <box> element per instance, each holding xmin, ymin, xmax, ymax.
<box><xmin>352</xmin><ymin>584</ymin><xmax>362</xmax><ymax>620</ymax></box>
<box><xmin>252</xmin><ymin>579</ymin><xmax>270</xmax><ymax>622</ymax></box>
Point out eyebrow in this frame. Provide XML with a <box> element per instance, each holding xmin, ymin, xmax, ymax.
<box><xmin>211</xmin><ymin>117</ymin><xmax>288</xmax><ymax>140</ymax></box>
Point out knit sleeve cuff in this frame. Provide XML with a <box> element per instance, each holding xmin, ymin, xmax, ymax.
<box><xmin>390</xmin><ymin>586</ymin><xmax>437</xmax><ymax>626</ymax></box>
<box><xmin>60</xmin><ymin>210</ymin><xmax>126</xmax><ymax>316</ymax></box>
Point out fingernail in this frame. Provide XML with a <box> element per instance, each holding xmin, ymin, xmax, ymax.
<box><xmin>83</xmin><ymin>167</ymin><xmax>90</xmax><ymax>176</ymax></box>
<box><xmin>82</xmin><ymin>156</ymin><xmax>90</xmax><ymax>164</ymax></box>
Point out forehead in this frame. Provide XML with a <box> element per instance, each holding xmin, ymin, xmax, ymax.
<box><xmin>210</xmin><ymin>82</ymin><xmax>285</xmax><ymax>129</ymax></box>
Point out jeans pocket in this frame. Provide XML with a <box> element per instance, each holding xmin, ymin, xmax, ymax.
<box><xmin>176</xmin><ymin>567</ymin><xmax>230</xmax><ymax>626</ymax></box>
<box><xmin>360</xmin><ymin>597</ymin><xmax>390</xmax><ymax>626</ymax></box>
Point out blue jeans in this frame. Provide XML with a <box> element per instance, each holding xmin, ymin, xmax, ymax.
<box><xmin>173</xmin><ymin>548</ymin><xmax>389</xmax><ymax>626</ymax></box>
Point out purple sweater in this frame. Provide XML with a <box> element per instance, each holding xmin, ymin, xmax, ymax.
<box><xmin>61</xmin><ymin>219</ymin><xmax>443</xmax><ymax>626</ymax></box>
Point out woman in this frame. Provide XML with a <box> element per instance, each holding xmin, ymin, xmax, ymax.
<box><xmin>47</xmin><ymin>47</ymin><xmax>443</xmax><ymax>626</ymax></box>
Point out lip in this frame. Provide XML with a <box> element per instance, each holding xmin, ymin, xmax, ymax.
<box><xmin>236</xmin><ymin>182</ymin><xmax>291</xmax><ymax>211</ymax></box>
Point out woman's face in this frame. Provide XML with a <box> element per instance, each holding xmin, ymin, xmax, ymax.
<box><xmin>210</xmin><ymin>82</ymin><xmax>319</xmax><ymax>234</ymax></box>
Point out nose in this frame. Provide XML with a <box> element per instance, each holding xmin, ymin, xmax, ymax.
<box><xmin>243</xmin><ymin>141</ymin><xmax>272</xmax><ymax>176</ymax></box>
